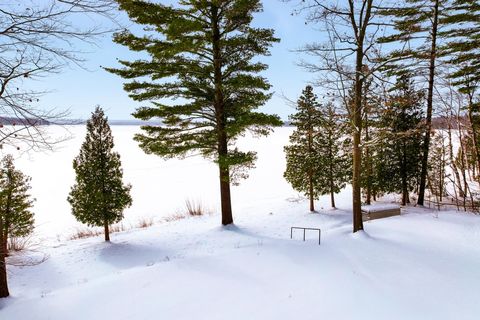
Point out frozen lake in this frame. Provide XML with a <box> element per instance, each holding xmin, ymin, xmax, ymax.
<box><xmin>10</xmin><ymin>125</ymin><xmax>352</xmax><ymax>241</ymax></box>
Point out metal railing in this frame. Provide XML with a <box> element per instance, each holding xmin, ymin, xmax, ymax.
<box><xmin>290</xmin><ymin>227</ymin><xmax>321</xmax><ymax>245</ymax></box>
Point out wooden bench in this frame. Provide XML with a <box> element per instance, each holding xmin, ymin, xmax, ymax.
<box><xmin>361</xmin><ymin>204</ymin><xmax>401</xmax><ymax>221</ymax></box>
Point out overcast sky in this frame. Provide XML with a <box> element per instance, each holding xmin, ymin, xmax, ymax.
<box><xmin>27</xmin><ymin>1</ymin><xmax>320</xmax><ymax>121</ymax></box>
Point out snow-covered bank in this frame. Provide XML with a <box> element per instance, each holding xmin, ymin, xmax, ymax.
<box><xmin>11</xmin><ymin>125</ymin><xmax>324</xmax><ymax>242</ymax></box>
<box><xmin>1</xmin><ymin>205</ymin><xmax>479</xmax><ymax>320</ymax></box>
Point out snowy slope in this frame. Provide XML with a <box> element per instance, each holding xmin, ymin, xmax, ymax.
<box><xmin>1</xmin><ymin>206</ymin><xmax>480</xmax><ymax>320</ymax></box>
<box><xmin>1</xmin><ymin>126</ymin><xmax>479</xmax><ymax>319</ymax></box>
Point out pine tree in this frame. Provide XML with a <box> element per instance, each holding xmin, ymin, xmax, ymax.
<box><xmin>428</xmin><ymin>132</ymin><xmax>448</xmax><ymax>205</ymax></box>
<box><xmin>442</xmin><ymin>0</ymin><xmax>480</xmax><ymax>179</ymax></box>
<box><xmin>376</xmin><ymin>75</ymin><xmax>424</xmax><ymax>205</ymax></box>
<box><xmin>0</xmin><ymin>154</ymin><xmax>35</xmax><ymax>298</ymax></box>
<box><xmin>284</xmin><ymin>86</ymin><xmax>323</xmax><ymax>212</ymax></box>
<box><xmin>316</xmin><ymin>103</ymin><xmax>351</xmax><ymax>208</ymax></box>
<box><xmin>106</xmin><ymin>0</ymin><xmax>281</xmax><ymax>225</ymax></box>
<box><xmin>68</xmin><ymin>107</ymin><xmax>132</xmax><ymax>242</ymax></box>
<box><xmin>378</xmin><ymin>0</ymin><xmax>449</xmax><ymax>206</ymax></box>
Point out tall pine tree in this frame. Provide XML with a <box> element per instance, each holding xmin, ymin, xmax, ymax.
<box><xmin>0</xmin><ymin>154</ymin><xmax>35</xmax><ymax>298</ymax></box>
<box><xmin>316</xmin><ymin>102</ymin><xmax>351</xmax><ymax>208</ymax></box>
<box><xmin>285</xmin><ymin>87</ymin><xmax>350</xmax><ymax>210</ymax></box>
<box><xmin>376</xmin><ymin>75</ymin><xmax>424</xmax><ymax>205</ymax></box>
<box><xmin>106</xmin><ymin>0</ymin><xmax>281</xmax><ymax>225</ymax></box>
<box><xmin>378</xmin><ymin>0</ymin><xmax>451</xmax><ymax>205</ymax></box>
<box><xmin>284</xmin><ymin>86</ymin><xmax>323</xmax><ymax>212</ymax></box>
<box><xmin>68</xmin><ymin>107</ymin><xmax>132</xmax><ymax>242</ymax></box>
<box><xmin>443</xmin><ymin>0</ymin><xmax>480</xmax><ymax>179</ymax></box>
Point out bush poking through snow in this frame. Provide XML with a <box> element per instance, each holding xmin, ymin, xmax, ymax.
<box><xmin>163</xmin><ymin>213</ymin><xmax>186</xmax><ymax>223</ymax></box>
<box><xmin>136</xmin><ymin>217</ymin><xmax>154</xmax><ymax>229</ymax></box>
<box><xmin>7</xmin><ymin>235</ymin><xmax>36</xmax><ymax>253</ymax></box>
<box><xmin>185</xmin><ymin>199</ymin><xmax>205</xmax><ymax>216</ymax></box>
<box><xmin>69</xmin><ymin>228</ymin><xmax>103</xmax><ymax>241</ymax></box>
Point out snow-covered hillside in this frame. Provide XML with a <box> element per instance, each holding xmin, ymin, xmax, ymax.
<box><xmin>1</xmin><ymin>126</ymin><xmax>479</xmax><ymax>319</ymax></box>
<box><xmin>2</xmin><ymin>206</ymin><xmax>479</xmax><ymax>319</ymax></box>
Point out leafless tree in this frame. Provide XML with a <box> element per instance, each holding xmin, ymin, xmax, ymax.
<box><xmin>285</xmin><ymin>0</ymin><xmax>395</xmax><ymax>232</ymax></box>
<box><xmin>0</xmin><ymin>0</ymin><xmax>118</xmax><ymax>298</ymax></box>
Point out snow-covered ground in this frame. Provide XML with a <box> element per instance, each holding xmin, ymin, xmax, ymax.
<box><xmin>1</xmin><ymin>126</ymin><xmax>479</xmax><ymax>319</ymax></box>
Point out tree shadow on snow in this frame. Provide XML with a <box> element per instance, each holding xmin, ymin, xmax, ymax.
<box><xmin>98</xmin><ymin>242</ymin><xmax>170</xmax><ymax>269</ymax></box>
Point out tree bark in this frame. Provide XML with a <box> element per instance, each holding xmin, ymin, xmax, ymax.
<box><xmin>309</xmin><ymin>170</ymin><xmax>315</xmax><ymax>212</ymax></box>
<box><xmin>212</xmin><ymin>4</ymin><xmax>233</xmax><ymax>225</ymax></box>
<box><xmin>363</xmin><ymin>83</ymin><xmax>372</xmax><ymax>205</ymax></box>
<box><xmin>352</xmin><ymin>43</ymin><xmax>365</xmax><ymax>232</ymax></box>
<box><xmin>0</xmin><ymin>217</ymin><xmax>8</xmax><ymax>298</ymax></box>
<box><xmin>219</xmin><ymin>162</ymin><xmax>233</xmax><ymax>225</ymax></box>
<box><xmin>328</xmin><ymin>131</ymin><xmax>336</xmax><ymax>209</ymax></box>
<box><xmin>401</xmin><ymin>141</ymin><xmax>408</xmax><ymax>206</ymax></box>
<box><xmin>417</xmin><ymin>0</ymin><xmax>439</xmax><ymax>206</ymax></box>
<box><xmin>104</xmin><ymin>220</ymin><xmax>110</xmax><ymax>242</ymax></box>
<box><xmin>448</xmin><ymin>116</ymin><xmax>465</xmax><ymax>198</ymax></box>
<box><xmin>467</xmin><ymin>94</ymin><xmax>480</xmax><ymax>178</ymax></box>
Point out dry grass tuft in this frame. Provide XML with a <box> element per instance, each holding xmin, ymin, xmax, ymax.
<box><xmin>185</xmin><ymin>198</ymin><xmax>206</xmax><ymax>216</ymax></box>
<box><xmin>136</xmin><ymin>217</ymin><xmax>154</xmax><ymax>229</ymax></box>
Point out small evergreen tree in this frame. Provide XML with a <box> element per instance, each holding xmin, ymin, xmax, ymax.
<box><xmin>284</xmin><ymin>86</ymin><xmax>350</xmax><ymax>210</ymax></box>
<box><xmin>0</xmin><ymin>154</ymin><xmax>35</xmax><ymax>298</ymax></box>
<box><xmin>0</xmin><ymin>155</ymin><xmax>35</xmax><ymax>255</ymax></box>
<box><xmin>428</xmin><ymin>132</ymin><xmax>448</xmax><ymax>206</ymax></box>
<box><xmin>316</xmin><ymin>103</ymin><xmax>351</xmax><ymax>208</ymax></box>
<box><xmin>376</xmin><ymin>75</ymin><xmax>424</xmax><ymax>205</ymax></box>
<box><xmin>68</xmin><ymin>107</ymin><xmax>132</xmax><ymax>242</ymax></box>
<box><xmin>284</xmin><ymin>86</ymin><xmax>323</xmax><ymax>212</ymax></box>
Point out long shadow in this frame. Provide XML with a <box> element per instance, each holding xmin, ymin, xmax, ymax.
<box><xmin>98</xmin><ymin>242</ymin><xmax>170</xmax><ymax>269</ymax></box>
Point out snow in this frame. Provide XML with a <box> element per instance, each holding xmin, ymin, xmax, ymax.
<box><xmin>361</xmin><ymin>204</ymin><xmax>401</xmax><ymax>212</ymax></box>
<box><xmin>1</xmin><ymin>126</ymin><xmax>479</xmax><ymax>319</ymax></box>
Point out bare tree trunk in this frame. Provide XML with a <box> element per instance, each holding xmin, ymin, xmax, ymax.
<box><xmin>401</xmin><ymin>141</ymin><xmax>408</xmax><ymax>205</ymax></box>
<box><xmin>467</xmin><ymin>95</ymin><xmax>480</xmax><ymax>176</ymax></box>
<box><xmin>330</xmin><ymin>189</ymin><xmax>336</xmax><ymax>209</ymax></box>
<box><xmin>309</xmin><ymin>170</ymin><xmax>315</xmax><ymax>212</ymax></box>
<box><xmin>104</xmin><ymin>220</ymin><xmax>110</xmax><ymax>242</ymax></box>
<box><xmin>365</xmin><ymin>101</ymin><xmax>372</xmax><ymax>205</ymax></box>
<box><xmin>458</xmin><ymin>127</ymin><xmax>469</xmax><ymax>211</ymax></box>
<box><xmin>2</xmin><ymin>236</ymin><xmax>7</xmax><ymax>258</ymax></box>
<box><xmin>329</xmin><ymin>168</ymin><xmax>336</xmax><ymax>208</ymax></box>
<box><xmin>418</xmin><ymin>0</ymin><xmax>439</xmax><ymax>206</ymax></box>
<box><xmin>0</xmin><ymin>217</ymin><xmax>8</xmax><ymax>298</ymax></box>
<box><xmin>352</xmin><ymin>46</ymin><xmax>365</xmax><ymax>232</ymax></box>
<box><xmin>449</xmin><ymin>116</ymin><xmax>465</xmax><ymax>198</ymax></box>
<box><xmin>308</xmin><ymin>122</ymin><xmax>315</xmax><ymax>212</ymax></box>
<box><xmin>219</xmin><ymin>164</ymin><xmax>233</xmax><ymax>225</ymax></box>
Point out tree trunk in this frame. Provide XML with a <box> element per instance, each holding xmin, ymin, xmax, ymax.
<box><xmin>417</xmin><ymin>0</ymin><xmax>439</xmax><ymax>206</ymax></box>
<box><xmin>448</xmin><ymin>116</ymin><xmax>465</xmax><ymax>198</ymax></box>
<box><xmin>2</xmin><ymin>236</ymin><xmax>7</xmax><ymax>258</ymax></box>
<box><xmin>352</xmin><ymin>42</ymin><xmax>365</xmax><ymax>232</ymax></box>
<box><xmin>212</xmin><ymin>4</ymin><xmax>233</xmax><ymax>225</ymax></box>
<box><xmin>328</xmin><ymin>133</ymin><xmax>336</xmax><ymax>209</ymax></box>
<box><xmin>330</xmin><ymin>190</ymin><xmax>336</xmax><ymax>209</ymax></box>
<box><xmin>0</xmin><ymin>217</ymin><xmax>8</xmax><ymax>298</ymax></box>
<box><xmin>365</xmin><ymin>119</ymin><xmax>372</xmax><ymax>205</ymax></box>
<box><xmin>308</xmin><ymin>116</ymin><xmax>315</xmax><ymax>212</ymax></box>
<box><xmin>401</xmin><ymin>141</ymin><xmax>408</xmax><ymax>206</ymax></box>
<box><xmin>467</xmin><ymin>96</ymin><xmax>480</xmax><ymax>177</ymax></box>
<box><xmin>364</xmin><ymin>83</ymin><xmax>372</xmax><ymax>205</ymax></box>
<box><xmin>219</xmin><ymin>162</ymin><xmax>233</xmax><ymax>225</ymax></box>
<box><xmin>104</xmin><ymin>220</ymin><xmax>110</xmax><ymax>242</ymax></box>
<box><xmin>309</xmin><ymin>170</ymin><xmax>315</xmax><ymax>212</ymax></box>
